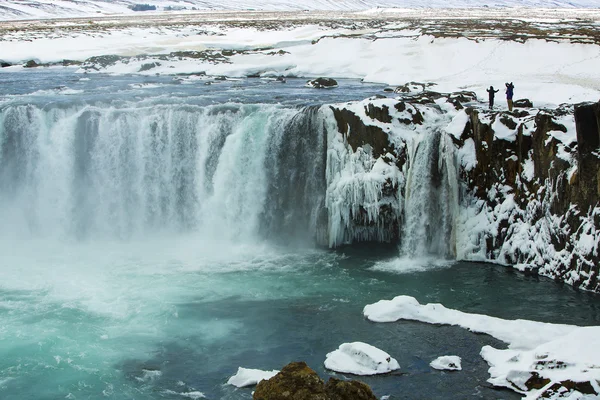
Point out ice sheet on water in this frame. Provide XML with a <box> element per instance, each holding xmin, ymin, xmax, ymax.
<box><xmin>363</xmin><ymin>295</ymin><xmax>600</xmax><ymax>399</ymax></box>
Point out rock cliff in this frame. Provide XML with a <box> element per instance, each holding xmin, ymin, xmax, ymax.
<box><xmin>326</xmin><ymin>90</ymin><xmax>599</xmax><ymax>291</ymax></box>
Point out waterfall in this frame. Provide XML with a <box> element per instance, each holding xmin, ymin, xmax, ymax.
<box><xmin>0</xmin><ymin>102</ymin><xmax>327</xmax><ymax>243</ymax></box>
<box><xmin>0</xmin><ymin>99</ymin><xmax>459</xmax><ymax>253</ymax></box>
<box><xmin>400</xmin><ymin>131</ymin><xmax>458</xmax><ymax>258</ymax></box>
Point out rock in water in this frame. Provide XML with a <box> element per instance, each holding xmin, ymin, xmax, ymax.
<box><xmin>306</xmin><ymin>77</ymin><xmax>338</xmax><ymax>89</ymax></box>
<box><xmin>253</xmin><ymin>361</ymin><xmax>377</xmax><ymax>400</ymax></box>
<box><xmin>253</xmin><ymin>362</ymin><xmax>327</xmax><ymax>400</ymax></box>
<box><xmin>324</xmin><ymin>378</ymin><xmax>378</xmax><ymax>400</ymax></box>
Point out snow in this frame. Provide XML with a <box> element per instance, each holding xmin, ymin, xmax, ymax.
<box><xmin>456</xmin><ymin>138</ymin><xmax>477</xmax><ymax>171</ymax></box>
<box><xmin>363</xmin><ymin>295</ymin><xmax>576</xmax><ymax>349</ymax></box>
<box><xmin>445</xmin><ymin>110</ymin><xmax>469</xmax><ymax>140</ymax></box>
<box><xmin>363</xmin><ymin>295</ymin><xmax>600</xmax><ymax>399</ymax></box>
<box><xmin>324</xmin><ymin>342</ymin><xmax>400</xmax><ymax>375</ymax></box>
<box><xmin>1</xmin><ymin>13</ymin><xmax>599</xmax><ymax>107</ymax></box>
<box><xmin>2</xmin><ymin>0</ymin><xmax>600</xmax><ymax>21</ymax></box>
<box><xmin>226</xmin><ymin>367</ymin><xmax>279</xmax><ymax>387</ymax></box>
<box><xmin>430</xmin><ymin>355</ymin><xmax>462</xmax><ymax>371</ymax></box>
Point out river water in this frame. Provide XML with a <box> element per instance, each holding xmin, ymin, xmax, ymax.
<box><xmin>1</xmin><ymin>69</ymin><xmax>599</xmax><ymax>400</ymax></box>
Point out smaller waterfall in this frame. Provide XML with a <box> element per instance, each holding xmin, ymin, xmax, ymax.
<box><xmin>401</xmin><ymin>131</ymin><xmax>458</xmax><ymax>258</ymax></box>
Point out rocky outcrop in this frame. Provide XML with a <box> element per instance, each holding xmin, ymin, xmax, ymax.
<box><xmin>460</xmin><ymin>103</ymin><xmax>599</xmax><ymax>291</ymax></box>
<box><xmin>306</xmin><ymin>78</ymin><xmax>338</xmax><ymax>89</ymax></box>
<box><xmin>253</xmin><ymin>362</ymin><xmax>377</xmax><ymax>400</ymax></box>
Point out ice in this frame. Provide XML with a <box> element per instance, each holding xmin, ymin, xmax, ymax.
<box><xmin>1</xmin><ymin>14</ymin><xmax>599</xmax><ymax>107</ymax></box>
<box><xmin>226</xmin><ymin>367</ymin><xmax>279</xmax><ymax>387</ymax></box>
<box><xmin>324</xmin><ymin>342</ymin><xmax>400</xmax><ymax>375</ymax></box>
<box><xmin>430</xmin><ymin>355</ymin><xmax>462</xmax><ymax>371</ymax></box>
<box><xmin>364</xmin><ymin>295</ymin><xmax>600</xmax><ymax>399</ymax></box>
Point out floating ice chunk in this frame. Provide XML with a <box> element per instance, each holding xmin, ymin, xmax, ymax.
<box><xmin>430</xmin><ymin>355</ymin><xmax>462</xmax><ymax>371</ymax></box>
<box><xmin>324</xmin><ymin>342</ymin><xmax>400</xmax><ymax>375</ymax></box>
<box><xmin>226</xmin><ymin>367</ymin><xmax>279</xmax><ymax>388</ymax></box>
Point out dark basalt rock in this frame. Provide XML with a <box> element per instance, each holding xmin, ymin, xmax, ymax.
<box><xmin>24</xmin><ymin>60</ymin><xmax>39</xmax><ymax>68</ymax></box>
<box><xmin>393</xmin><ymin>81</ymin><xmax>436</xmax><ymax>93</ymax></box>
<box><xmin>253</xmin><ymin>362</ymin><xmax>377</xmax><ymax>400</ymax></box>
<box><xmin>307</xmin><ymin>77</ymin><xmax>338</xmax><ymax>88</ymax></box>
<box><xmin>84</xmin><ymin>55</ymin><xmax>125</xmax><ymax>68</ymax></box>
<box><xmin>514</xmin><ymin>98</ymin><xmax>534</xmax><ymax>108</ymax></box>
<box><xmin>500</xmin><ymin>114</ymin><xmax>518</xmax><ymax>130</ymax></box>
<box><xmin>574</xmin><ymin>102</ymin><xmax>600</xmax><ymax>213</ymax></box>
<box><xmin>139</xmin><ymin>62</ymin><xmax>161</xmax><ymax>72</ymax></box>
<box><xmin>1</xmin><ymin>61</ymin><xmax>12</xmax><ymax>68</ymax></box>
<box><xmin>364</xmin><ymin>103</ymin><xmax>392</xmax><ymax>123</ymax></box>
<box><xmin>330</xmin><ymin>106</ymin><xmax>391</xmax><ymax>159</ymax></box>
<box><xmin>536</xmin><ymin>380</ymin><xmax>598</xmax><ymax>398</ymax></box>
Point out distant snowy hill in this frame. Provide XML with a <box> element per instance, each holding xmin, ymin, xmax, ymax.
<box><xmin>0</xmin><ymin>0</ymin><xmax>599</xmax><ymax>21</ymax></box>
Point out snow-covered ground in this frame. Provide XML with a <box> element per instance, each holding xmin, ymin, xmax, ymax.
<box><xmin>1</xmin><ymin>9</ymin><xmax>599</xmax><ymax>108</ymax></box>
<box><xmin>1</xmin><ymin>0</ymin><xmax>600</xmax><ymax>21</ymax></box>
<box><xmin>364</xmin><ymin>296</ymin><xmax>600</xmax><ymax>399</ymax></box>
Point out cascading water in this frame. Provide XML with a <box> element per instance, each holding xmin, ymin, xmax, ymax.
<box><xmin>0</xmin><ymin>102</ymin><xmax>327</xmax><ymax>244</ymax></box>
<box><xmin>400</xmin><ymin>131</ymin><xmax>459</xmax><ymax>258</ymax></box>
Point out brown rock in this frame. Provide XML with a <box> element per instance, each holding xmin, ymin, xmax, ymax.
<box><xmin>253</xmin><ymin>362</ymin><xmax>378</xmax><ymax>400</ymax></box>
<box><xmin>324</xmin><ymin>378</ymin><xmax>378</xmax><ymax>400</ymax></box>
<box><xmin>253</xmin><ymin>362</ymin><xmax>327</xmax><ymax>400</ymax></box>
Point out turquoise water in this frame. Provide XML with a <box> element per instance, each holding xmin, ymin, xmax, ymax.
<box><xmin>1</xmin><ymin>69</ymin><xmax>599</xmax><ymax>400</ymax></box>
<box><xmin>1</xmin><ymin>238</ymin><xmax>599</xmax><ymax>399</ymax></box>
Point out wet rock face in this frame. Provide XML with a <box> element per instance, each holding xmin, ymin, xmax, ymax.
<box><xmin>330</xmin><ymin>106</ymin><xmax>392</xmax><ymax>159</ymax></box>
<box><xmin>253</xmin><ymin>362</ymin><xmax>377</xmax><ymax>400</ymax></box>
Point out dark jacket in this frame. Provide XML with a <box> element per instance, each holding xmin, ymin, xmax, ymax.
<box><xmin>506</xmin><ymin>83</ymin><xmax>515</xmax><ymax>99</ymax></box>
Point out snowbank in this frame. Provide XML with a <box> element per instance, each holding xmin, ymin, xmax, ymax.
<box><xmin>226</xmin><ymin>367</ymin><xmax>279</xmax><ymax>387</ymax></box>
<box><xmin>364</xmin><ymin>296</ymin><xmax>600</xmax><ymax>399</ymax></box>
<box><xmin>324</xmin><ymin>342</ymin><xmax>400</xmax><ymax>375</ymax></box>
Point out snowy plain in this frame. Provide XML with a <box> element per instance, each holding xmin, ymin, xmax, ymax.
<box><xmin>1</xmin><ymin>8</ymin><xmax>600</xmax><ymax>108</ymax></box>
<box><xmin>2</xmin><ymin>0</ymin><xmax>600</xmax><ymax>21</ymax></box>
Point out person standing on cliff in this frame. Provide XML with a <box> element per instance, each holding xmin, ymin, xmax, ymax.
<box><xmin>505</xmin><ymin>82</ymin><xmax>515</xmax><ymax>111</ymax></box>
<box><xmin>486</xmin><ymin>86</ymin><xmax>499</xmax><ymax>110</ymax></box>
